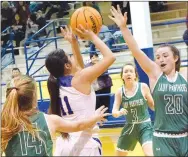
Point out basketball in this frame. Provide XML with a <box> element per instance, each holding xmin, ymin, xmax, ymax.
<box><xmin>70</xmin><ymin>6</ymin><xmax>102</xmax><ymax>38</ymax></box>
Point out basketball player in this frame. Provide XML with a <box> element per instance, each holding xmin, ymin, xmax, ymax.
<box><xmin>1</xmin><ymin>75</ymin><xmax>109</xmax><ymax>156</ymax></box>
<box><xmin>45</xmin><ymin>25</ymin><xmax>115</xmax><ymax>156</ymax></box>
<box><xmin>112</xmin><ymin>63</ymin><xmax>154</xmax><ymax>156</ymax></box>
<box><xmin>109</xmin><ymin>5</ymin><xmax>188</xmax><ymax>156</ymax></box>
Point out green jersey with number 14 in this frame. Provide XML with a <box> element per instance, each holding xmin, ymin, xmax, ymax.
<box><xmin>5</xmin><ymin>112</ymin><xmax>53</xmax><ymax>156</ymax></box>
<box><xmin>153</xmin><ymin>72</ymin><xmax>188</xmax><ymax>133</ymax></box>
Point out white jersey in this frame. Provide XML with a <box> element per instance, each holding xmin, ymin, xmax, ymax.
<box><xmin>58</xmin><ymin>76</ymin><xmax>96</xmax><ymax>136</ymax></box>
<box><xmin>54</xmin><ymin>76</ymin><xmax>102</xmax><ymax>156</ymax></box>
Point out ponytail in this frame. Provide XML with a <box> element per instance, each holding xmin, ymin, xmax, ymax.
<box><xmin>47</xmin><ymin>75</ymin><xmax>61</xmax><ymax>116</ymax></box>
<box><xmin>1</xmin><ymin>87</ymin><xmax>37</xmax><ymax>152</ymax></box>
<box><xmin>47</xmin><ymin>75</ymin><xmax>69</xmax><ymax>139</ymax></box>
<box><xmin>45</xmin><ymin>49</ymin><xmax>71</xmax><ymax>139</ymax></box>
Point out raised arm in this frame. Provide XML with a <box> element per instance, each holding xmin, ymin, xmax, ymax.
<box><xmin>142</xmin><ymin>83</ymin><xmax>155</xmax><ymax>111</ymax></box>
<box><xmin>75</xmin><ymin>25</ymin><xmax>116</xmax><ymax>84</ymax></box>
<box><xmin>109</xmin><ymin>5</ymin><xmax>161</xmax><ymax>79</ymax></box>
<box><xmin>61</xmin><ymin>26</ymin><xmax>84</xmax><ymax>70</ymax></box>
<box><xmin>112</xmin><ymin>88</ymin><xmax>127</xmax><ymax>118</ymax></box>
<box><xmin>48</xmin><ymin>106</ymin><xmax>109</xmax><ymax>133</ymax></box>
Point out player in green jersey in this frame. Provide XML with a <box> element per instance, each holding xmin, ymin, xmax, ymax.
<box><xmin>109</xmin><ymin>5</ymin><xmax>188</xmax><ymax>156</ymax></box>
<box><xmin>1</xmin><ymin>75</ymin><xmax>109</xmax><ymax>156</ymax></box>
<box><xmin>112</xmin><ymin>63</ymin><xmax>154</xmax><ymax>156</ymax></box>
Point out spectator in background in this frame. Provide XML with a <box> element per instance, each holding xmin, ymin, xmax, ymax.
<box><xmin>15</xmin><ymin>1</ymin><xmax>30</xmax><ymax>25</ymax></box>
<box><xmin>24</xmin><ymin>14</ymin><xmax>38</xmax><ymax>45</ymax></box>
<box><xmin>43</xmin><ymin>2</ymin><xmax>59</xmax><ymax>20</ymax></box>
<box><xmin>6</xmin><ymin>68</ymin><xmax>22</xmax><ymax>92</ymax></box>
<box><xmin>9</xmin><ymin>1</ymin><xmax>17</xmax><ymax>14</ymax></box>
<box><xmin>35</xmin><ymin>10</ymin><xmax>47</xmax><ymax>36</ymax></box>
<box><xmin>149</xmin><ymin>2</ymin><xmax>167</xmax><ymax>13</ymax></box>
<box><xmin>11</xmin><ymin>68</ymin><xmax>21</xmax><ymax>79</ymax></box>
<box><xmin>85</xmin><ymin>53</ymin><xmax>113</xmax><ymax>112</ymax></box>
<box><xmin>1</xmin><ymin>1</ymin><xmax>14</xmax><ymax>31</ymax></box>
<box><xmin>12</xmin><ymin>14</ymin><xmax>26</xmax><ymax>55</ymax></box>
<box><xmin>44</xmin><ymin>2</ymin><xmax>70</xmax><ymax>20</ymax></box>
<box><xmin>24</xmin><ymin>13</ymin><xmax>41</xmax><ymax>47</ymax></box>
<box><xmin>56</xmin><ymin>2</ymin><xmax>70</xmax><ymax>18</ymax></box>
<box><xmin>112</xmin><ymin>1</ymin><xmax>131</xmax><ymax>24</ymax></box>
<box><xmin>90</xmin><ymin>24</ymin><xmax>115</xmax><ymax>53</ymax></box>
<box><xmin>83</xmin><ymin>2</ymin><xmax>101</xmax><ymax>13</ymax></box>
<box><xmin>29</xmin><ymin>1</ymin><xmax>43</xmax><ymax>14</ymax></box>
<box><xmin>29</xmin><ymin>12</ymin><xmax>46</xmax><ymax>34</ymax></box>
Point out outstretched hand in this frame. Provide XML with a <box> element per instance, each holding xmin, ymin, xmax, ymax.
<box><xmin>108</xmin><ymin>5</ymin><xmax>128</xmax><ymax>29</ymax></box>
<box><xmin>94</xmin><ymin>105</ymin><xmax>109</xmax><ymax>125</ymax></box>
<box><xmin>75</xmin><ymin>24</ymin><xmax>96</xmax><ymax>41</ymax></box>
<box><xmin>60</xmin><ymin>26</ymin><xmax>77</xmax><ymax>43</ymax></box>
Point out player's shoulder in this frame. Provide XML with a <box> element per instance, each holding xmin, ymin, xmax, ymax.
<box><xmin>118</xmin><ymin>86</ymin><xmax>124</xmax><ymax>92</ymax></box>
<box><xmin>115</xmin><ymin>87</ymin><xmax>123</xmax><ymax>97</ymax></box>
<box><xmin>140</xmin><ymin>82</ymin><xmax>150</xmax><ymax>91</ymax></box>
<box><xmin>72</xmin><ymin>69</ymin><xmax>87</xmax><ymax>85</ymax></box>
<box><xmin>179</xmin><ymin>68</ymin><xmax>188</xmax><ymax>82</ymax></box>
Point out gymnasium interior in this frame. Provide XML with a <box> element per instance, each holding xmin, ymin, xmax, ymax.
<box><xmin>1</xmin><ymin>1</ymin><xmax>188</xmax><ymax>156</ymax></box>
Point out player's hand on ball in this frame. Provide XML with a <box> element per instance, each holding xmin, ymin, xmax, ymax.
<box><xmin>75</xmin><ymin>24</ymin><xmax>95</xmax><ymax>40</ymax></box>
<box><xmin>108</xmin><ymin>5</ymin><xmax>128</xmax><ymax>29</ymax></box>
<box><xmin>60</xmin><ymin>26</ymin><xmax>77</xmax><ymax>43</ymax></box>
<box><xmin>94</xmin><ymin>105</ymin><xmax>109</xmax><ymax>123</ymax></box>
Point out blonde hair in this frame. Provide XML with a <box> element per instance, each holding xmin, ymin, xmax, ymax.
<box><xmin>1</xmin><ymin>75</ymin><xmax>38</xmax><ymax>152</ymax></box>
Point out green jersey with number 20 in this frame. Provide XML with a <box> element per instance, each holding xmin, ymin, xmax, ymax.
<box><xmin>153</xmin><ymin>72</ymin><xmax>188</xmax><ymax>133</ymax></box>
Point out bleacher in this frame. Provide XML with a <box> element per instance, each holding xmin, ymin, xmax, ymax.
<box><xmin>151</xmin><ymin>9</ymin><xmax>187</xmax><ymax>21</ymax></box>
<box><xmin>165</xmin><ymin>2</ymin><xmax>187</xmax><ymax>10</ymax></box>
<box><xmin>1</xmin><ymin>1</ymin><xmax>188</xmax><ymax>108</ymax></box>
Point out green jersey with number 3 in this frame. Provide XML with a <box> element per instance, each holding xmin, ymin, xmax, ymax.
<box><xmin>5</xmin><ymin>112</ymin><xmax>53</xmax><ymax>156</ymax></box>
<box><xmin>121</xmin><ymin>83</ymin><xmax>150</xmax><ymax>123</ymax></box>
<box><xmin>153</xmin><ymin>72</ymin><xmax>188</xmax><ymax>133</ymax></box>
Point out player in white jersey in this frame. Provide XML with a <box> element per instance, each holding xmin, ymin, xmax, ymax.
<box><xmin>45</xmin><ymin>25</ymin><xmax>116</xmax><ymax>156</ymax></box>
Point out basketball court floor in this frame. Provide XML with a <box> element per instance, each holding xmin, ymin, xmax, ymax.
<box><xmin>100</xmin><ymin>128</ymin><xmax>144</xmax><ymax>156</ymax></box>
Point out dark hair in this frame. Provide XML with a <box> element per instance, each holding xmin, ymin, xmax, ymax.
<box><xmin>47</xmin><ymin>76</ymin><xmax>69</xmax><ymax>139</ymax></box>
<box><xmin>45</xmin><ymin>49</ymin><xmax>70</xmax><ymax>114</ymax></box>
<box><xmin>45</xmin><ymin>49</ymin><xmax>69</xmax><ymax>114</ymax></box>
<box><xmin>30</xmin><ymin>13</ymin><xmax>37</xmax><ymax>23</ymax></box>
<box><xmin>157</xmin><ymin>44</ymin><xmax>181</xmax><ymax>72</ymax></box>
<box><xmin>47</xmin><ymin>75</ymin><xmax>61</xmax><ymax>116</ymax></box>
<box><xmin>45</xmin><ymin>49</ymin><xmax>70</xmax><ymax>139</ymax></box>
<box><xmin>90</xmin><ymin>53</ymin><xmax>98</xmax><ymax>59</ymax></box>
<box><xmin>121</xmin><ymin>63</ymin><xmax>139</xmax><ymax>81</ymax></box>
<box><xmin>45</xmin><ymin>49</ymin><xmax>70</xmax><ymax>78</ymax></box>
<box><xmin>12</xmin><ymin>68</ymin><xmax>20</xmax><ymax>72</ymax></box>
